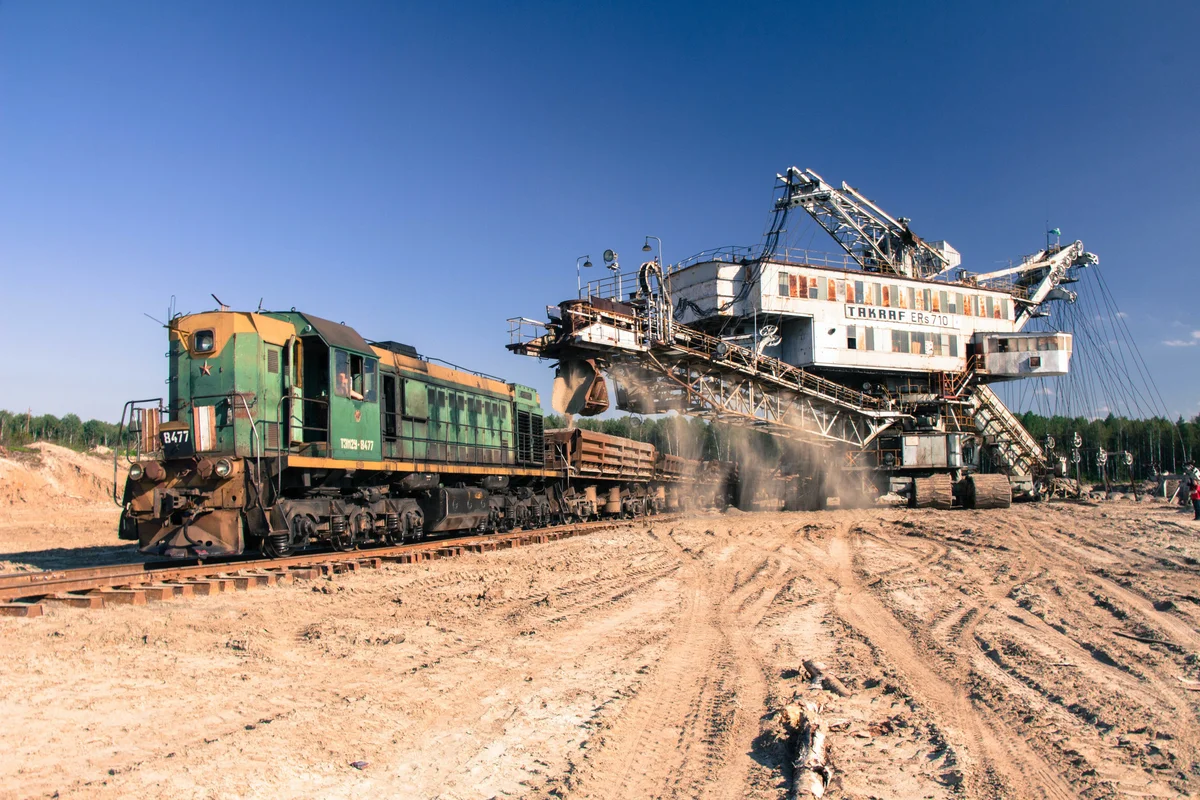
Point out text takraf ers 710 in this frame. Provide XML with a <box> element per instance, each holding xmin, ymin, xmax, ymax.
<box><xmin>843</xmin><ymin>303</ymin><xmax>957</xmax><ymax>328</ymax></box>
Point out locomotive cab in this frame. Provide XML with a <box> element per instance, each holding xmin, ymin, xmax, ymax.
<box><xmin>118</xmin><ymin>310</ymin><xmax>297</xmax><ymax>556</ymax></box>
<box><xmin>119</xmin><ymin>310</ymin><xmax>383</xmax><ymax>557</ymax></box>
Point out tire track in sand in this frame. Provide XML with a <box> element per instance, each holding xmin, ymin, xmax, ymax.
<box><xmin>559</xmin><ymin>527</ymin><xmax>782</xmax><ymax>799</ymax></box>
<box><xmin>825</xmin><ymin>521</ymin><xmax>1077</xmax><ymax>800</ymax></box>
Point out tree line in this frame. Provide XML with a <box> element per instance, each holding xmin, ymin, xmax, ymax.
<box><xmin>4</xmin><ymin>405</ymin><xmax>1195</xmax><ymax>475</ymax></box>
<box><xmin>0</xmin><ymin>410</ymin><xmax>122</xmax><ymax>451</ymax></box>
<box><xmin>548</xmin><ymin>411</ymin><xmax>1200</xmax><ymax>478</ymax></box>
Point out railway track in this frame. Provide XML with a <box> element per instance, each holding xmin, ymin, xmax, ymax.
<box><xmin>0</xmin><ymin>516</ymin><xmax>667</xmax><ymax>617</ymax></box>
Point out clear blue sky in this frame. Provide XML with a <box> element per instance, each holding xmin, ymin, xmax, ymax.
<box><xmin>1</xmin><ymin>1</ymin><xmax>1197</xmax><ymax>422</ymax></box>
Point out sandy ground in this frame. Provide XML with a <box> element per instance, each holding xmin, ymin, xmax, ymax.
<box><xmin>1</xmin><ymin>455</ymin><xmax>1199</xmax><ymax>798</ymax></box>
<box><xmin>0</xmin><ymin>444</ymin><xmax>134</xmax><ymax>572</ymax></box>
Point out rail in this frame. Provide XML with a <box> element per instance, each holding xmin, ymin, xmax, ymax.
<box><xmin>0</xmin><ymin>516</ymin><xmax>673</xmax><ymax>614</ymax></box>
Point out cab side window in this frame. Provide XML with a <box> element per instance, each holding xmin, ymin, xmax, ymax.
<box><xmin>334</xmin><ymin>350</ymin><xmax>378</xmax><ymax>402</ymax></box>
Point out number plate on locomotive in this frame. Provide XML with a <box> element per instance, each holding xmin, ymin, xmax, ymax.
<box><xmin>162</xmin><ymin>428</ymin><xmax>194</xmax><ymax>460</ymax></box>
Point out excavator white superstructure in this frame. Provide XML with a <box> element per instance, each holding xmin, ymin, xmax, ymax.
<box><xmin>509</xmin><ymin>167</ymin><xmax>1097</xmax><ymax>507</ymax></box>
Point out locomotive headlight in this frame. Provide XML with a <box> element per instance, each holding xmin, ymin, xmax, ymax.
<box><xmin>214</xmin><ymin>458</ymin><xmax>233</xmax><ymax>478</ymax></box>
<box><xmin>128</xmin><ymin>463</ymin><xmax>145</xmax><ymax>480</ymax></box>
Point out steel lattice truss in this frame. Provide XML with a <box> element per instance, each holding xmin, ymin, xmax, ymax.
<box><xmin>774</xmin><ymin>167</ymin><xmax>951</xmax><ymax>279</ymax></box>
<box><xmin>606</xmin><ymin>355</ymin><xmax>899</xmax><ymax>448</ymax></box>
<box><xmin>509</xmin><ymin>301</ymin><xmax>906</xmax><ymax>448</ymax></box>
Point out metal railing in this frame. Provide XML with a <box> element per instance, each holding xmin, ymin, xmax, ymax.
<box><xmin>508</xmin><ymin>317</ymin><xmax>549</xmax><ymax>347</ymax></box>
<box><xmin>670</xmin><ymin>245</ymin><xmax>862</xmax><ymax>273</ymax></box>
<box><xmin>561</xmin><ymin>303</ymin><xmax>886</xmax><ymax>413</ymax></box>
<box><xmin>579</xmin><ymin>244</ymin><xmax>1035</xmax><ymax>303</ymax></box>
<box><xmin>112</xmin><ymin>398</ymin><xmax>164</xmax><ymax>504</ymax></box>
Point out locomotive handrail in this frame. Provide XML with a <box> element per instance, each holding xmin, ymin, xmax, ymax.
<box><xmin>112</xmin><ymin>397</ymin><xmax>163</xmax><ymax>505</ymax></box>
<box><xmin>275</xmin><ymin>394</ymin><xmax>331</xmax><ymax>496</ymax></box>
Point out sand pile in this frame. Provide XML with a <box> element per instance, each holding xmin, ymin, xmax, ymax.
<box><xmin>0</xmin><ymin>443</ymin><xmax>123</xmax><ymax>507</ymax></box>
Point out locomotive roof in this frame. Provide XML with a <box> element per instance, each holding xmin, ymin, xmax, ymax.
<box><xmin>292</xmin><ymin>312</ymin><xmax>375</xmax><ymax>355</ymax></box>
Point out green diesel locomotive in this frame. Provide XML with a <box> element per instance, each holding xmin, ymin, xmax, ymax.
<box><xmin>116</xmin><ymin>308</ymin><xmax>728</xmax><ymax>558</ymax></box>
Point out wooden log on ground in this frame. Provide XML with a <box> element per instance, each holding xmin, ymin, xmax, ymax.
<box><xmin>788</xmin><ymin>701</ymin><xmax>831</xmax><ymax>799</ymax></box>
<box><xmin>802</xmin><ymin>659</ymin><xmax>851</xmax><ymax>697</ymax></box>
<box><xmin>910</xmin><ymin>475</ymin><xmax>954</xmax><ymax>509</ymax></box>
<box><xmin>963</xmin><ymin>474</ymin><xmax>1012</xmax><ymax>509</ymax></box>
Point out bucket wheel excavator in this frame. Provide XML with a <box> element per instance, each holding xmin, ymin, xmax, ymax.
<box><xmin>509</xmin><ymin>167</ymin><xmax>1097</xmax><ymax>509</ymax></box>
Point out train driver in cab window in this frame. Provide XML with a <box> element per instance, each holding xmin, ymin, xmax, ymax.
<box><xmin>334</xmin><ymin>351</ymin><xmax>364</xmax><ymax>401</ymax></box>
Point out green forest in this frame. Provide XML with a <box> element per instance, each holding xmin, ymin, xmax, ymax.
<box><xmin>0</xmin><ymin>410</ymin><xmax>122</xmax><ymax>451</ymax></box>
<box><xmin>547</xmin><ymin>411</ymin><xmax>1200</xmax><ymax>478</ymax></box>
<box><xmin>3</xmin><ymin>407</ymin><xmax>1196</xmax><ymax>478</ymax></box>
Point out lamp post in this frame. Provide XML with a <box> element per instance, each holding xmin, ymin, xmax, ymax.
<box><xmin>641</xmin><ymin>236</ymin><xmax>663</xmax><ymax>269</ymax></box>
<box><xmin>576</xmin><ymin>255</ymin><xmax>593</xmax><ymax>298</ymax></box>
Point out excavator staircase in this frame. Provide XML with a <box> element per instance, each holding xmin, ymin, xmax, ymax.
<box><xmin>967</xmin><ymin>384</ymin><xmax>1044</xmax><ymax>477</ymax></box>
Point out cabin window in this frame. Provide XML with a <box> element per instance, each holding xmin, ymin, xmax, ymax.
<box><xmin>873</xmin><ymin>283</ymin><xmax>883</xmax><ymax>306</ymax></box>
<box><xmin>807</xmin><ymin>277</ymin><xmax>818</xmax><ymax>299</ymax></box>
<box><xmin>986</xmin><ymin>297</ymin><xmax>996</xmax><ymax>318</ymax></box>
<box><xmin>847</xmin><ymin>325</ymin><xmax>857</xmax><ymax>350</ymax></box>
<box><xmin>911</xmin><ymin>331</ymin><xmax>925</xmax><ymax>355</ymax></box>
<box><xmin>778</xmin><ymin>272</ymin><xmax>789</xmax><ymax>296</ymax></box>
<box><xmin>892</xmin><ymin>329</ymin><xmax>910</xmax><ymax>353</ymax></box>
<box><xmin>935</xmin><ymin>291</ymin><xmax>946</xmax><ymax>312</ymax></box>
<box><xmin>882</xmin><ymin>285</ymin><xmax>891</xmax><ymax>307</ymax></box>
<box><xmin>864</xmin><ymin>326</ymin><xmax>875</xmax><ymax>351</ymax></box>
<box><xmin>788</xmin><ymin>274</ymin><xmax>799</xmax><ymax>298</ymax></box>
<box><xmin>932</xmin><ymin>334</ymin><xmax>944</xmax><ymax>356</ymax></box>
<box><xmin>949</xmin><ymin>335</ymin><xmax>959</xmax><ymax>357</ymax></box>
<box><xmin>827</xmin><ymin>279</ymin><xmax>837</xmax><ymax>301</ymax></box>
<box><xmin>193</xmin><ymin>330</ymin><xmax>215</xmax><ymax>354</ymax></box>
<box><xmin>334</xmin><ymin>351</ymin><xmax>377</xmax><ymax>402</ymax></box>
<box><xmin>904</xmin><ymin>287</ymin><xmax>915</xmax><ymax>309</ymax></box>
<box><xmin>847</xmin><ymin>281</ymin><xmax>858</xmax><ymax>304</ymax></box>
<box><xmin>949</xmin><ymin>293</ymin><xmax>960</xmax><ymax>314</ymax></box>
<box><xmin>1000</xmin><ymin>299</ymin><xmax>1010</xmax><ymax>320</ymax></box>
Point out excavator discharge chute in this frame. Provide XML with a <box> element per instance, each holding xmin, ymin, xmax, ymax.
<box><xmin>551</xmin><ymin>358</ymin><xmax>609</xmax><ymax>416</ymax></box>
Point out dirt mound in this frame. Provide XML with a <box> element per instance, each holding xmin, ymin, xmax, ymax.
<box><xmin>0</xmin><ymin>442</ymin><xmax>123</xmax><ymax>507</ymax></box>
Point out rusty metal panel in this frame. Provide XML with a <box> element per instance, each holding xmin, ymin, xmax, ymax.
<box><xmin>656</xmin><ymin>453</ymin><xmax>700</xmax><ymax>482</ymax></box>
<box><xmin>546</xmin><ymin>428</ymin><xmax>654</xmax><ymax>481</ymax></box>
<box><xmin>135</xmin><ymin>409</ymin><xmax>160</xmax><ymax>456</ymax></box>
